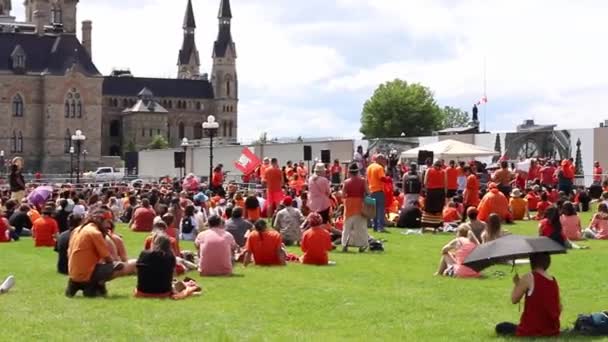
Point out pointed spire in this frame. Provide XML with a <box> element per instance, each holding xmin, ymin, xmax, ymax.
<box><xmin>183</xmin><ymin>0</ymin><xmax>196</xmax><ymax>29</ymax></box>
<box><xmin>218</xmin><ymin>0</ymin><xmax>232</xmax><ymax>19</ymax></box>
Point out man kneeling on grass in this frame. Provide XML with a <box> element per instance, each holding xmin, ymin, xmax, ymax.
<box><xmin>66</xmin><ymin>210</ymin><xmax>135</xmax><ymax>297</ymax></box>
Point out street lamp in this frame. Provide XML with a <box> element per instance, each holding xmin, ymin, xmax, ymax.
<box><xmin>202</xmin><ymin>115</ymin><xmax>219</xmax><ymax>183</ymax></box>
<box><xmin>82</xmin><ymin>149</ymin><xmax>88</xmax><ymax>173</ymax></box>
<box><xmin>181</xmin><ymin>137</ymin><xmax>189</xmax><ymax>178</ymax></box>
<box><xmin>69</xmin><ymin>146</ymin><xmax>75</xmax><ymax>183</ymax></box>
<box><xmin>0</xmin><ymin>150</ymin><xmax>4</xmax><ymax>178</ymax></box>
<box><xmin>71</xmin><ymin>130</ymin><xmax>86</xmax><ymax>183</ymax></box>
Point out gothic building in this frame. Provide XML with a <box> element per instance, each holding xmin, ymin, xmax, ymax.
<box><xmin>0</xmin><ymin>0</ymin><xmax>238</xmax><ymax>173</ymax></box>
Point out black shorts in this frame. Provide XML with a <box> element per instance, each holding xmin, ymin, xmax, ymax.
<box><xmin>90</xmin><ymin>263</ymin><xmax>116</xmax><ymax>283</ymax></box>
<box><xmin>318</xmin><ymin>208</ymin><xmax>331</xmax><ymax>224</ymax></box>
<box><xmin>447</xmin><ymin>189</ymin><xmax>458</xmax><ymax>198</ymax></box>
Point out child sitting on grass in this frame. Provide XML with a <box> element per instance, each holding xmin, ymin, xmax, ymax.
<box><xmin>583</xmin><ymin>203</ymin><xmax>608</xmax><ymax>240</ymax></box>
<box><xmin>495</xmin><ymin>253</ymin><xmax>561</xmax><ymax>337</ymax></box>
<box><xmin>32</xmin><ymin>205</ymin><xmax>59</xmax><ymax>247</ymax></box>
<box><xmin>442</xmin><ymin>201</ymin><xmax>461</xmax><ymax>224</ymax></box>
<box><xmin>535</xmin><ymin>192</ymin><xmax>552</xmax><ymax>220</ymax></box>
<box><xmin>300</xmin><ymin>213</ymin><xmax>334</xmax><ymax>266</ymax></box>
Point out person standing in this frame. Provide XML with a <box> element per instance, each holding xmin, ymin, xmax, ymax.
<box><xmin>264</xmin><ymin>158</ymin><xmax>284</xmax><ymax>218</ymax></box>
<box><xmin>540</xmin><ymin>161</ymin><xmax>556</xmax><ymax>189</ymax></box>
<box><xmin>366</xmin><ymin>154</ymin><xmax>388</xmax><ymax>233</ymax></box>
<box><xmin>493</xmin><ymin>161</ymin><xmax>514</xmax><ymax>198</ymax></box>
<box><xmin>9</xmin><ymin>158</ymin><xmax>25</xmax><ymax>202</ymax></box>
<box><xmin>341</xmin><ymin>163</ymin><xmax>369</xmax><ymax>252</ymax></box>
<box><xmin>354</xmin><ymin>146</ymin><xmax>365</xmax><ymax>176</ymax></box>
<box><xmin>423</xmin><ymin>160</ymin><xmax>447</xmax><ymax>230</ymax></box>
<box><xmin>330</xmin><ymin>159</ymin><xmax>342</xmax><ymax>185</ymax></box>
<box><xmin>307</xmin><ymin>163</ymin><xmax>332</xmax><ymax>224</ymax></box>
<box><xmin>402</xmin><ymin>163</ymin><xmax>422</xmax><ymax>207</ymax></box>
<box><xmin>446</xmin><ymin>160</ymin><xmax>459</xmax><ymax>198</ymax></box>
<box><xmin>593</xmin><ymin>161</ymin><xmax>604</xmax><ymax>185</ymax></box>
<box><xmin>557</xmin><ymin>159</ymin><xmax>575</xmax><ymax>195</ymax></box>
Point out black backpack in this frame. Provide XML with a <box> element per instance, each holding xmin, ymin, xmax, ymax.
<box><xmin>404</xmin><ymin>173</ymin><xmax>422</xmax><ymax>194</ymax></box>
<box><xmin>574</xmin><ymin>312</ymin><xmax>608</xmax><ymax>336</ymax></box>
<box><xmin>181</xmin><ymin>216</ymin><xmax>195</xmax><ymax>234</ymax></box>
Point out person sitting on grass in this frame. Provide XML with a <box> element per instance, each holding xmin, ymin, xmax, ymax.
<box><xmin>539</xmin><ymin>206</ymin><xmax>567</xmax><ymax>247</ymax></box>
<box><xmin>243</xmin><ymin>220</ymin><xmax>286</xmax><ymax>267</ymax></box>
<box><xmin>560</xmin><ymin>201</ymin><xmax>582</xmax><ymax>241</ymax></box>
<box><xmin>9</xmin><ymin>204</ymin><xmax>32</xmax><ymax>238</ymax></box>
<box><xmin>442</xmin><ymin>201</ymin><xmax>461</xmax><ymax>224</ymax></box>
<box><xmin>273</xmin><ymin>196</ymin><xmax>304</xmax><ymax>246</ymax></box>
<box><xmin>525</xmin><ymin>187</ymin><xmax>540</xmax><ymax>212</ymax></box>
<box><xmin>495</xmin><ymin>253</ymin><xmax>561</xmax><ymax>337</ymax></box>
<box><xmin>195</xmin><ymin>215</ymin><xmax>238</xmax><ymax>276</ymax></box>
<box><xmin>225</xmin><ymin>207</ymin><xmax>253</xmax><ymax>248</ymax></box>
<box><xmin>300</xmin><ymin>212</ymin><xmax>334</xmax><ymax>266</ymax></box>
<box><xmin>179</xmin><ymin>205</ymin><xmax>199</xmax><ymax>241</ymax></box>
<box><xmin>481</xmin><ymin>213</ymin><xmax>510</xmax><ymax>243</ymax></box>
<box><xmin>434</xmin><ymin>226</ymin><xmax>480</xmax><ymax>278</ymax></box>
<box><xmin>573</xmin><ymin>186</ymin><xmax>591</xmax><ymax>212</ymax></box>
<box><xmin>66</xmin><ymin>210</ymin><xmax>135</xmax><ymax>297</ymax></box>
<box><xmin>583</xmin><ymin>203</ymin><xmax>608</xmax><ymax>240</ymax></box>
<box><xmin>458</xmin><ymin>207</ymin><xmax>487</xmax><ymax>243</ymax></box>
<box><xmin>135</xmin><ymin>233</ymin><xmax>201</xmax><ymax>299</ymax></box>
<box><xmin>477</xmin><ymin>183</ymin><xmax>513</xmax><ymax>223</ymax></box>
<box><xmin>509</xmin><ymin>188</ymin><xmax>529</xmax><ymax>221</ymax></box>
<box><xmin>0</xmin><ymin>210</ymin><xmax>15</xmax><ymax>242</ymax></box>
<box><xmin>55</xmin><ymin>214</ymin><xmax>83</xmax><ymax>275</ymax></box>
<box><xmin>129</xmin><ymin>198</ymin><xmax>156</xmax><ymax>232</ymax></box>
<box><xmin>32</xmin><ymin>205</ymin><xmax>59</xmax><ymax>248</ymax></box>
<box><xmin>535</xmin><ymin>192</ymin><xmax>552</xmax><ymax>220</ymax></box>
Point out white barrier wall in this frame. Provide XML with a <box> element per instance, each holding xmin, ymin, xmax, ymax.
<box><xmin>138</xmin><ymin>140</ymin><xmax>355</xmax><ymax>179</ymax></box>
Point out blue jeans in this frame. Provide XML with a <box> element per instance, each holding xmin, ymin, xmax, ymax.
<box><xmin>371</xmin><ymin>191</ymin><xmax>385</xmax><ymax>231</ymax></box>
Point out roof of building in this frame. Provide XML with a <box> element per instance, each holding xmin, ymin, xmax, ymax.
<box><xmin>437</xmin><ymin>126</ymin><xmax>480</xmax><ymax>135</ymax></box>
<box><xmin>213</xmin><ymin>25</ymin><xmax>234</xmax><ymax>58</ymax></box>
<box><xmin>123</xmin><ymin>99</ymin><xmax>168</xmax><ymax>114</ymax></box>
<box><xmin>102</xmin><ymin>76</ymin><xmax>214</xmax><ymax>99</ymax></box>
<box><xmin>0</xmin><ymin>32</ymin><xmax>100</xmax><ymax>76</ymax></box>
<box><xmin>183</xmin><ymin>0</ymin><xmax>196</xmax><ymax>29</ymax></box>
<box><xmin>218</xmin><ymin>0</ymin><xmax>232</xmax><ymax>19</ymax></box>
<box><xmin>178</xmin><ymin>33</ymin><xmax>199</xmax><ymax>66</ymax></box>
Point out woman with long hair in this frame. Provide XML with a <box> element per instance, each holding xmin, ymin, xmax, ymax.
<box><xmin>244</xmin><ymin>194</ymin><xmax>261</xmax><ymax>223</ymax></box>
<box><xmin>481</xmin><ymin>213</ymin><xmax>509</xmax><ymax>243</ymax></box>
<box><xmin>135</xmin><ymin>233</ymin><xmax>176</xmax><ymax>298</ymax></box>
<box><xmin>539</xmin><ymin>206</ymin><xmax>566</xmax><ymax>247</ymax></box>
<box><xmin>583</xmin><ymin>203</ymin><xmax>608</xmax><ymax>240</ymax></box>
<box><xmin>243</xmin><ymin>220</ymin><xmax>285</xmax><ymax>266</ymax></box>
<box><xmin>560</xmin><ymin>201</ymin><xmax>582</xmax><ymax>241</ymax></box>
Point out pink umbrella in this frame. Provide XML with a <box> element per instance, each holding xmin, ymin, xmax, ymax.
<box><xmin>27</xmin><ymin>186</ymin><xmax>54</xmax><ymax>207</ymax></box>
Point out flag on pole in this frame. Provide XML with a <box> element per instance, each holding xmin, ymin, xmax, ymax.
<box><xmin>234</xmin><ymin>148</ymin><xmax>261</xmax><ymax>175</ymax></box>
<box><xmin>476</xmin><ymin>95</ymin><xmax>488</xmax><ymax>105</ymax></box>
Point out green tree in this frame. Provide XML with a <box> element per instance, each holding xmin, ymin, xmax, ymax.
<box><xmin>147</xmin><ymin>135</ymin><xmax>169</xmax><ymax>150</ymax></box>
<box><xmin>440</xmin><ymin>106</ymin><xmax>471</xmax><ymax>129</ymax></box>
<box><xmin>360</xmin><ymin>79</ymin><xmax>442</xmax><ymax>138</ymax></box>
<box><xmin>125</xmin><ymin>140</ymin><xmax>137</xmax><ymax>152</ymax></box>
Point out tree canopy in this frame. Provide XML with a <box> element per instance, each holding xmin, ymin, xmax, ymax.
<box><xmin>440</xmin><ymin>106</ymin><xmax>471</xmax><ymax>130</ymax></box>
<box><xmin>147</xmin><ymin>135</ymin><xmax>169</xmax><ymax>150</ymax></box>
<box><xmin>360</xmin><ymin>79</ymin><xmax>443</xmax><ymax>138</ymax></box>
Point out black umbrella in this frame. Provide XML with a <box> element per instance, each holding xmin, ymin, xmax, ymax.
<box><xmin>464</xmin><ymin>235</ymin><xmax>567</xmax><ymax>272</ymax></box>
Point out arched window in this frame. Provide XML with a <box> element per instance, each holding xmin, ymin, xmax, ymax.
<box><xmin>228</xmin><ymin>121</ymin><xmax>233</xmax><ymax>137</ymax></box>
<box><xmin>65</xmin><ymin>90</ymin><xmax>82</xmax><ymax>119</ymax></box>
<box><xmin>178</xmin><ymin>122</ymin><xmax>185</xmax><ymax>139</ymax></box>
<box><xmin>11</xmin><ymin>131</ymin><xmax>16</xmax><ymax>153</ymax></box>
<box><xmin>193</xmin><ymin>122</ymin><xmax>203</xmax><ymax>139</ymax></box>
<box><xmin>17</xmin><ymin>132</ymin><xmax>23</xmax><ymax>153</ymax></box>
<box><xmin>12</xmin><ymin>94</ymin><xmax>24</xmax><ymax>117</ymax></box>
<box><xmin>110</xmin><ymin>120</ymin><xmax>120</xmax><ymax>137</ymax></box>
<box><xmin>226</xmin><ymin>79</ymin><xmax>231</xmax><ymax>97</ymax></box>
<box><xmin>64</xmin><ymin>129</ymin><xmax>72</xmax><ymax>153</ymax></box>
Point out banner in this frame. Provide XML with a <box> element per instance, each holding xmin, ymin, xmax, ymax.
<box><xmin>234</xmin><ymin>148</ymin><xmax>261</xmax><ymax>175</ymax></box>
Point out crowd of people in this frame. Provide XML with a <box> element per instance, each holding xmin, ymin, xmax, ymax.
<box><xmin>1</xmin><ymin>151</ymin><xmax>607</xmax><ymax>337</ymax></box>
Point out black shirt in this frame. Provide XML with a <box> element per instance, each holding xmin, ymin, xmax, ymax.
<box><xmin>136</xmin><ymin>250</ymin><xmax>176</xmax><ymax>295</ymax></box>
<box><xmin>54</xmin><ymin>209</ymin><xmax>70</xmax><ymax>233</ymax></box>
<box><xmin>9</xmin><ymin>211</ymin><xmax>31</xmax><ymax>235</ymax></box>
<box><xmin>398</xmin><ymin>206</ymin><xmax>422</xmax><ymax>228</ymax></box>
<box><xmin>9</xmin><ymin>171</ymin><xmax>25</xmax><ymax>192</ymax></box>
<box><xmin>55</xmin><ymin>230</ymin><xmax>72</xmax><ymax>275</ymax></box>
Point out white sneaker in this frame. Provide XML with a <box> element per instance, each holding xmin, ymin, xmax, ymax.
<box><xmin>0</xmin><ymin>275</ymin><xmax>15</xmax><ymax>293</ymax></box>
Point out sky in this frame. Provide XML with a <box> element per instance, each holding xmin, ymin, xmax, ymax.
<box><xmin>13</xmin><ymin>0</ymin><xmax>608</xmax><ymax>142</ymax></box>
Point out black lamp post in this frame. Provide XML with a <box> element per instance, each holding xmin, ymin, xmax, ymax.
<box><xmin>82</xmin><ymin>149</ymin><xmax>88</xmax><ymax>173</ymax></box>
<box><xmin>202</xmin><ymin>115</ymin><xmax>219</xmax><ymax>182</ymax></box>
<box><xmin>69</xmin><ymin>146</ymin><xmax>75</xmax><ymax>183</ymax></box>
<box><xmin>0</xmin><ymin>150</ymin><xmax>4</xmax><ymax>179</ymax></box>
<box><xmin>181</xmin><ymin>137</ymin><xmax>189</xmax><ymax>178</ymax></box>
<box><xmin>71</xmin><ymin>130</ymin><xmax>86</xmax><ymax>184</ymax></box>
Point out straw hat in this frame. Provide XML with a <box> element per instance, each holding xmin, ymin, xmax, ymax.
<box><xmin>314</xmin><ymin>163</ymin><xmax>326</xmax><ymax>174</ymax></box>
<box><xmin>511</xmin><ymin>188</ymin><xmax>523</xmax><ymax>198</ymax></box>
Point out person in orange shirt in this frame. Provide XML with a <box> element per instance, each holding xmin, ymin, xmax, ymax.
<box><xmin>300</xmin><ymin>213</ymin><xmax>334</xmax><ymax>265</ymax></box>
<box><xmin>289</xmin><ymin>174</ymin><xmax>305</xmax><ymax>196</ymax></box>
<box><xmin>297</xmin><ymin>161</ymin><xmax>308</xmax><ymax>179</ymax></box>
<box><xmin>535</xmin><ymin>192</ymin><xmax>552</xmax><ymax>220</ymax></box>
<box><xmin>424</xmin><ymin>160</ymin><xmax>447</xmax><ymax>215</ymax></box>
<box><xmin>509</xmin><ymin>188</ymin><xmax>529</xmax><ymax>221</ymax></box>
<box><xmin>446</xmin><ymin>160</ymin><xmax>459</xmax><ymax>198</ymax></box>
<box><xmin>259</xmin><ymin>158</ymin><xmax>270</xmax><ymax>183</ymax></box>
<box><xmin>593</xmin><ymin>161</ymin><xmax>604</xmax><ymax>185</ymax></box>
<box><xmin>285</xmin><ymin>161</ymin><xmax>296</xmax><ymax>180</ymax></box>
<box><xmin>32</xmin><ymin>206</ymin><xmax>59</xmax><ymax>247</ymax></box>
<box><xmin>264</xmin><ymin>158</ymin><xmax>284</xmax><ymax>218</ymax></box>
<box><xmin>442</xmin><ymin>202</ymin><xmax>461</xmax><ymax>223</ymax></box>
<box><xmin>244</xmin><ymin>220</ymin><xmax>285</xmax><ymax>266</ymax></box>
<box><xmin>366</xmin><ymin>154</ymin><xmax>388</xmax><ymax>232</ymax></box>
<box><xmin>463</xmin><ymin>166</ymin><xmax>480</xmax><ymax>212</ymax></box>
<box><xmin>477</xmin><ymin>183</ymin><xmax>513</xmax><ymax>223</ymax></box>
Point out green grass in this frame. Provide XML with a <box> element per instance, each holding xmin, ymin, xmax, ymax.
<box><xmin>1</xmin><ymin>210</ymin><xmax>608</xmax><ymax>341</ymax></box>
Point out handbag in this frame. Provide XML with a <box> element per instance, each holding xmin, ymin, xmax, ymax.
<box><xmin>362</xmin><ymin>196</ymin><xmax>376</xmax><ymax>219</ymax></box>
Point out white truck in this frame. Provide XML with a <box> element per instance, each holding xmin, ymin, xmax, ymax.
<box><xmin>84</xmin><ymin>167</ymin><xmax>124</xmax><ymax>182</ymax></box>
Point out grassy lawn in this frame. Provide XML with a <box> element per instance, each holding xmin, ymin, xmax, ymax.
<box><xmin>1</xmin><ymin>210</ymin><xmax>607</xmax><ymax>341</ymax></box>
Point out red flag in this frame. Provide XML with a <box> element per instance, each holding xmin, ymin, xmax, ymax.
<box><xmin>477</xmin><ymin>95</ymin><xmax>488</xmax><ymax>105</ymax></box>
<box><xmin>234</xmin><ymin>148</ymin><xmax>261</xmax><ymax>175</ymax></box>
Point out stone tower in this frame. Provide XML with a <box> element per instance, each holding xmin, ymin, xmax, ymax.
<box><xmin>177</xmin><ymin>0</ymin><xmax>200</xmax><ymax>79</ymax></box>
<box><xmin>0</xmin><ymin>0</ymin><xmax>11</xmax><ymax>16</ymax></box>
<box><xmin>25</xmin><ymin>0</ymin><xmax>78</xmax><ymax>33</ymax></box>
<box><xmin>212</xmin><ymin>0</ymin><xmax>238</xmax><ymax>139</ymax></box>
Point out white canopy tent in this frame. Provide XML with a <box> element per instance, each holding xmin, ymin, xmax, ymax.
<box><xmin>401</xmin><ymin>139</ymin><xmax>499</xmax><ymax>160</ymax></box>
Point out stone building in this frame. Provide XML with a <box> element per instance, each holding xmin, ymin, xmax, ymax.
<box><xmin>0</xmin><ymin>0</ymin><xmax>238</xmax><ymax>173</ymax></box>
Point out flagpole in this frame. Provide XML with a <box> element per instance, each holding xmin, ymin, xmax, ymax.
<box><xmin>483</xmin><ymin>57</ymin><xmax>487</xmax><ymax>132</ymax></box>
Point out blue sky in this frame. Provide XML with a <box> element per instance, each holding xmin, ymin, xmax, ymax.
<box><xmin>14</xmin><ymin>0</ymin><xmax>608</xmax><ymax>141</ymax></box>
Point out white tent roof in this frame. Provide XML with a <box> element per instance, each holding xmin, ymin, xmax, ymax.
<box><xmin>401</xmin><ymin>139</ymin><xmax>499</xmax><ymax>159</ymax></box>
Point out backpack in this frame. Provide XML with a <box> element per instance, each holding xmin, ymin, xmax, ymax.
<box><xmin>574</xmin><ymin>312</ymin><xmax>608</xmax><ymax>336</ymax></box>
<box><xmin>368</xmin><ymin>238</ymin><xmax>384</xmax><ymax>252</ymax></box>
<box><xmin>404</xmin><ymin>173</ymin><xmax>422</xmax><ymax>194</ymax></box>
<box><xmin>181</xmin><ymin>216</ymin><xmax>195</xmax><ymax>234</ymax></box>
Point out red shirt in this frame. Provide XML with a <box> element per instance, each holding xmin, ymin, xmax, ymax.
<box><xmin>516</xmin><ymin>272</ymin><xmax>561</xmax><ymax>337</ymax></box>
<box><xmin>300</xmin><ymin>227</ymin><xmax>333</xmax><ymax>265</ymax></box>
<box><xmin>526</xmin><ymin>193</ymin><xmax>539</xmax><ymax>211</ymax></box>
<box><xmin>515</xmin><ymin>173</ymin><xmax>526</xmax><ymax>190</ymax></box>
<box><xmin>132</xmin><ymin>207</ymin><xmax>156</xmax><ymax>232</ymax></box>
<box><xmin>264</xmin><ymin>167</ymin><xmax>283</xmax><ymax>192</ymax></box>
<box><xmin>540</xmin><ymin>166</ymin><xmax>556</xmax><ymax>185</ymax></box>
<box><xmin>245</xmin><ymin>230</ymin><xmax>283</xmax><ymax>266</ymax></box>
<box><xmin>528</xmin><ymin>165</ymin><xmax>540</xmax><ymax>181</ymax></box>
<box><xmin>330</xmin><ymin>165</ymin><xmax>342</xmax><ymax>175</ymax></box>
<box><xmin>446</xmin><ymin>167</ymin><xmax>458</xmax><ymax>190</ymax></box>
<box><xmin>426</xmin><ymin>168</ymin><xmax>445</xmax><ymax>190</ymax></box>
<box><xmin>0</xmin><ymin>218</ymin><xmax>10</xmax><ymax>242</ymax></box>
<box><xmin>32</xmin><ymin>216</ymin><xmax>59</xmax><ymax>247</ymax></box>
<box><xmin>548</xmin><ymin>190</ymin><xmax>559</xmax><ymax>203</ymax></box>
<box><xmin>594</xmin><ymin>167</ymin><xmax>603</xmax><ymax>182</ymax></box>
<box><xmin>212</xmin><ymin>171</ymin><xmax>224</xmax><ymax>187</ymax></box>
<box><xmin>535</xmin><ymin>201</ymin><xmax>552</xmax><ymax>219</ymax></box>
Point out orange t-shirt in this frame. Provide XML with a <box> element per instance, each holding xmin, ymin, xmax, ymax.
<box><xmin>245</xmin><ymin>207</ymin><xmax>261</xmax><ymax>222</ymax></box>
<box><xmin>366</xmin><ymin>163</ymin><xmax>386</xmax><ymax>193</ymax></box>
<box><xmin>426</xmin><ymin>168</ymin><xmax>446</xmax><ymax>190</ymax></box>
<box><xmin>32</xmin><ymin>216</ymin><xmax>59</xmax><ymax>247</ymax></box>
<box><xmin>265</xmin><ymin>167</ymin><xmax>283</xmax><ymax>192</ymax></box>
<box><xmin>68</xmin><ymin>224</ymin><xmax>111</xmax><ymax>283</ymax></box>
<box><xmin>144</xmin><ymin>235</ymin><xmax>180</xmax><ymax>256</ymax></box>
<box><xmin>300</xmin><ymin>227</ymin><xmax>332</xmax><ymax>265</ymax></box>
<box><xmin>28</xmin><ymin>209</ymin><xmax>41</xmax><ymax>225</ymax></box>
<box><xmin>446</xmin><ymin>167</ymin><xmax>459</xmax><ymax>190</ymax></box>
<box><xmin>245</xmin><ymin>230</ymin><xmax>283</xmax><ymax>265</ymax></box>
<box><xmin>259</xmin><ymin>164</ymin><xmax>269</xmax><ymax>181</ymax></box>
<box><xmin>442</xmin><ymin>207</ymin><xmax>460</xmax><ymax>223</ymax></box>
